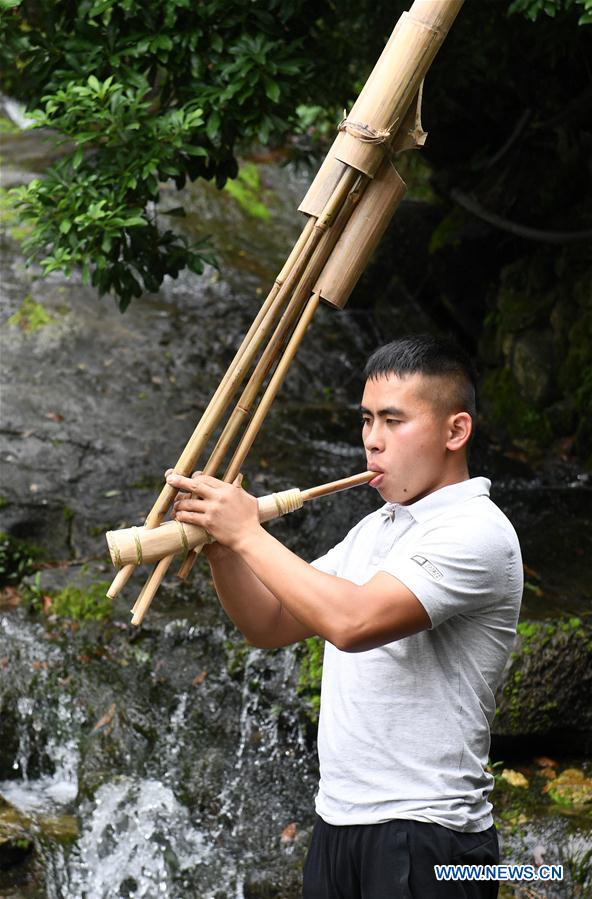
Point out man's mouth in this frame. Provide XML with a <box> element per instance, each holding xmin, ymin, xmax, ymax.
<box><xmin>368</xmin><ymin>466</ymin><xmax>384</xmax><ymax>488</ymax></box>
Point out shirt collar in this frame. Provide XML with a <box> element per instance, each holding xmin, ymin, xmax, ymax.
<box><xmin>379</xmin><ymin>477</ymin><xmax>491</xmax><ymax>523</ymax></box>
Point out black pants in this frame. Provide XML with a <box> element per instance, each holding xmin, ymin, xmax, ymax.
<box><xmin>302</xmin><ymin>817</ymin><xmax>499</xmax><ymax>899</ymax></box>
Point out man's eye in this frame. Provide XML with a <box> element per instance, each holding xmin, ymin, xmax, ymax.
<box><xmin>386</xmin><ymin>419</ymin><xmax>401</xmax><ymax>425</ymax></box>
<box><xmin>361</xmin><ymin>417</ymin><xmax>371</xmax><ymax>426</ymax></box>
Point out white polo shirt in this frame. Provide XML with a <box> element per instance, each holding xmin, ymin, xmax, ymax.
<box><xmin>311</xmin><ymin>477</ymin><xmax>523</xmax><ymax>832</ymax></box>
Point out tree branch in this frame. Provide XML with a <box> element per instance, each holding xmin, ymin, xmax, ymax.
<box><xmin>451</xmin><ymin>189</ymin><xmax>592</xmax><ymax>244</ymax></box>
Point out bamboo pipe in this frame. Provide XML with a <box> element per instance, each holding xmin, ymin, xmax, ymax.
<box><xmin>314</xmin><ymin>159</ymin><xmax>407</xmax><ymax>310</ymax></box>
<box><xmin>225</xmin><ymin>291</ymin><xmax>321</xmax><ymax>483</ymax></box>
<box><xmin>171</xmin><ymin>290</ymin><xmax>321</xmax><ymax>590</ymax></box>
<box><xmin>335</xmin><ymin>0</ymin><xmax>465</xmax><ymax>177</ymax></box>
<box><xmin>144</xmin><ymin>199</ymin><xmax>351</xmax><ymax>594</ymax></box>
<box><xmin>107</xmin><ymin>471</ymin><xmax>375</xmax><ymax>569</ymax></box>
<box><xmin>123</xmin><ymin>167</ymin><xmax>357</xmax><ymax>605</ymax></box>
<box><xmin>172</xmin><ymin>181</ymin><xmax>365</xmax><ymax>583</ymax></box>
<box><xmin>106</xmin><ymin>215</ymin><xmax>316</xmax><ymax>600</ymax></box>
<box><xmin>130</xmin><ymin>554</ymin><xmax>174</xmax><ymax>621</ymax></box>
<box><xmin>204</xmin><ymin>172</ymin><xmax>366</xmax><ymax>478</ymax></box>
<box><xmin>136</xmin><ymin>168</ymin><xmax>367</xmax><ymax>599</ymax></box>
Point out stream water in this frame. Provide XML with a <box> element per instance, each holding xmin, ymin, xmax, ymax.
<box><xmin>1</xmin><ymin>101</ymin><xmax>591</xmax><ymax>897</ymax></box>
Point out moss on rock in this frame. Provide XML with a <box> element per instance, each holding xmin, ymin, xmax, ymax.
<box><xmin>495</xmin><ymin>617</ymin><xmax>592</xmax><ymax>739</ymax></box>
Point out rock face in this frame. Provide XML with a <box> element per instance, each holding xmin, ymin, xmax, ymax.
<box><xmin>0</xmin><ymin>796</ymin><xmax>34</xmax><ymax>868</ymax></box>
<box><xmin>494</xmin><ymin>618</ymin><xmax>592</xmax><ymax>750</ymax></box>
<box><xmin>480</xmin><ymin>254</ymin><xmax>592</xmax><ymax>460</ymax></box>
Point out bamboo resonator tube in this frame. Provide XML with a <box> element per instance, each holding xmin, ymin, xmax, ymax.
<box><xmin>106</xmin><ymin>471</ymin><xmax>375</xmax><ymax>569</ymax></box>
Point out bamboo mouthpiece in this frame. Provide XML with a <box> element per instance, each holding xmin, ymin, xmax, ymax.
<box><xmin>105</xmin><ymin>470</ymin><xmax>375</xmax><ymax>571</ymax></box>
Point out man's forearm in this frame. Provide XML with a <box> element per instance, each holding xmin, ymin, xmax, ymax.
<box><xmin>232</xmin><ymin>526</ymin><xmax>360</xmax><ymax>648</ymax></box>
<box><xmin>206</xmin><ymin>543</ymin><xmax>315</xmax><ymax>648</ymax></box>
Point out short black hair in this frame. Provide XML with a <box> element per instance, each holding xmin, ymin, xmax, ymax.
<box><xmin>364</xmin><ymin>334</ymin><xmax>477</xmax><ymax>421</ymax></box>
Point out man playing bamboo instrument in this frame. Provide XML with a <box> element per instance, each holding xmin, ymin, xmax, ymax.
<box><xmin>166</xmin><ymin>334</ymin><xmax>523</xmax><ymax>899</ymax></box>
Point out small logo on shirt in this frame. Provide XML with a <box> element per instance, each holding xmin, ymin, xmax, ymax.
<box><xmin>411</xmin><ymin>554</ymin><xmax>443</xmax><ymax>580</ymax></box>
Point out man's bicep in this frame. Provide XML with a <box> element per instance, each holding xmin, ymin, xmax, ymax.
<box><xmin>345</xmin><ymin>572</ymin><xmax>431</xmax><ymax>652</ymax></box>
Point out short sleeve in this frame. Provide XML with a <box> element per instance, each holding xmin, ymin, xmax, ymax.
<box><xmin>310</xmin><ymin>546</ymin><xmax>341</xmax><ymax>575</ymax></box>
<box><xmin>309</xmin><ymin>510</ymin><xmax>380</xmax><ymax>577</ymax></box>
<box><xmin>380</xmin><ymin>518</ymin><xmax>522</xmax><ymax>629</ymax></box>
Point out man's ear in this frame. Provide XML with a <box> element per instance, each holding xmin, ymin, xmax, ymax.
<box><xmin>446</xmin><ymin>411</ymin><xmax>472</xmax><ymax>451</ymax></box>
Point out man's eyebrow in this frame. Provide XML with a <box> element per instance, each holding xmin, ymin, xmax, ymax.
<box><xmin>360</xmin><ymin>405</ymin><xmax>405</xmax><ymax>417</ymax></box>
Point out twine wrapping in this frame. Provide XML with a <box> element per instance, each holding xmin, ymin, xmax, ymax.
<box><xmin>176</xmin><ymin>520</ymin><xmax>190</xmax><ymax>560</ymax></box>
<box><xmin>107</xmin><ymin>533</ymin><xmax>122</xmax><ymax>569</ymax></box>
<box><xmin>131</xmin><ymin>527</ymin><xmax>143</xmax><ymax>566</ymax></box>
<box><xmin>338</xmin><ymin>114</ymin><xmax>398</xmax><ymax>145</ymax></box>
<box><xmin>272</xmin><ymin>488</ymin><xmax>303</xmax><ymax>517</ymax></box>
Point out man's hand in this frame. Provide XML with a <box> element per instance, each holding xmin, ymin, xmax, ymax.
<box><xmin>165</xmin><ymin>471</ymin><xmax>260</xmax><ymax>551</ymax></box>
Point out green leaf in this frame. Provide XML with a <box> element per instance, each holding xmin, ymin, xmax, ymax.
<box><xmin>264</xmin><ymin>79</ymin><xmax>281</xmax><ymax>103</ymax></box>
<box><xmin>184</xmin><ymin>145</ymin><xmax>208</xmax><ymax>157</ymax></box>
<box><xmin>206</xmin><ymin>111</ymin><xmax>221</xmax><ymax>142</ymax></box>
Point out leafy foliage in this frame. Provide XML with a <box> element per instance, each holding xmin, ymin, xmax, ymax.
<box><xmin>48</xmin><ymin>582</ymin><xmax>113</xmax><ymax>621</ymax></box>
<box><xmin>9</xmin><ymin>75</ymin><xmax>214</xmax><ymax>308</ymax></box>
<box><xmin>0</xmin><ymin>0</ymin><xmax>590</xmax><ymax>312</ymax></box>
<box><xmin>6</xmin><ymin>294</ymin><xmax>54</xmax><ymax>330</ymax></box>
<box><xmin>0</xmin><ymin>0</ymin><xmax>376</xmax><ymax>309</ymax></box>
<box><xmin>21</xmin><ymin>574</ymin><xmax>113</xmax><ymax>620</ymax></box>
<box><xmin>0</xmin><ymin>532</ymin><xmax>42</xmax><ymax>587</ymax></box>
<box><xmin>509</xmin><ymin>0</ymin><xmax>592</xmax><ymax>25</ymax></box>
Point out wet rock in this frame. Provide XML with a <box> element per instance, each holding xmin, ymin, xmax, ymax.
<box><xmin>0</xmin><ymin>797</ymin><xmax>34</xmax><ymax>868</ymax></box>
<box><xmin>511</xmin><ymin>330</ymin><xmax>557</xmax><ymax>408</ymax></box>
<box><xmin>494</xmin><ymin>617</ymin><xmax>592</xmax><ymax>746</ymax></box>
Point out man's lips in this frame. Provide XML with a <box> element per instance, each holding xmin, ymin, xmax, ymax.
<box><xmin>368</xmin><ymin>467</ymin><xmax>384</xmax><ymax>488</ymax></box>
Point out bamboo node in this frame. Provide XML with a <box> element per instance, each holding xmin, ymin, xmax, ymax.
<box><xmin>338</xmin><ymin>116</ymin><xmax>397</xmax><ymax>145</ymax></box>
<box><xmin>132</xmin><ymin>527</ymin><xmax>143</xmax><ymax>566</ymax></box>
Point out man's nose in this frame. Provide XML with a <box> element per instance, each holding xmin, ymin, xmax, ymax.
<box><xmin>364</xmin><ymin>421</ymin><xmax>384</xmax><ymax>452</ymax></box>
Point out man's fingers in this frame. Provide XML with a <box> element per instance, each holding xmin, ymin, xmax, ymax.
<box><xmin>175</xmin><ymin>509</ymin><xmax>206</xmax><ymax>527</ymax></box>
<box><xmin>166</xmin><ymin>471</ymin><xmax>224</xmax><ymax>493</ymax></box>
<box><xmin>174</xmin><ymin>496</ymin><xmax>206</xmax><ymax>513</ymax></box>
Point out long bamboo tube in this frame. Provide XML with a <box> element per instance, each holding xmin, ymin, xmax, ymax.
<box><xmin>130</xmin><ymin>555</ymin><xmax>174</xmax><ymax>621</ymax></box>
<box><xmin>172</xmin><ymin>183</ymin><xmax>365</xmax><ymax>584</ymax></box>
<box><xmin>106</xmin><ymin>216</ymin><xmax>316</xmax><ymax>599</ymax></box>
<box><xmin>123</xmin><ymin>168</ymin><xmax>359</xmax><ymax>605</ymax></box>
<box><xmin>205</xmin><ymin>172</ymin><xmax>365</xmax><ymax>477</ymax></box>
<box><xmin>224</xmin><ymin>291</ymin><xmax>321</xmax><ymax>482</ymax></box>
<box><xmin>174</xmin><ymin>289</ymin><xmax>323</xmax><ymax>585</ymax></box>
<box><xmin>107</xmin><ymin>471</ymin><xmax>375</xmax><ymax>568</ymax></box>
<box><xmin>137</xmin><ymin>168</ymin><xmax>366</xmax><ymax>598</ymax></box>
